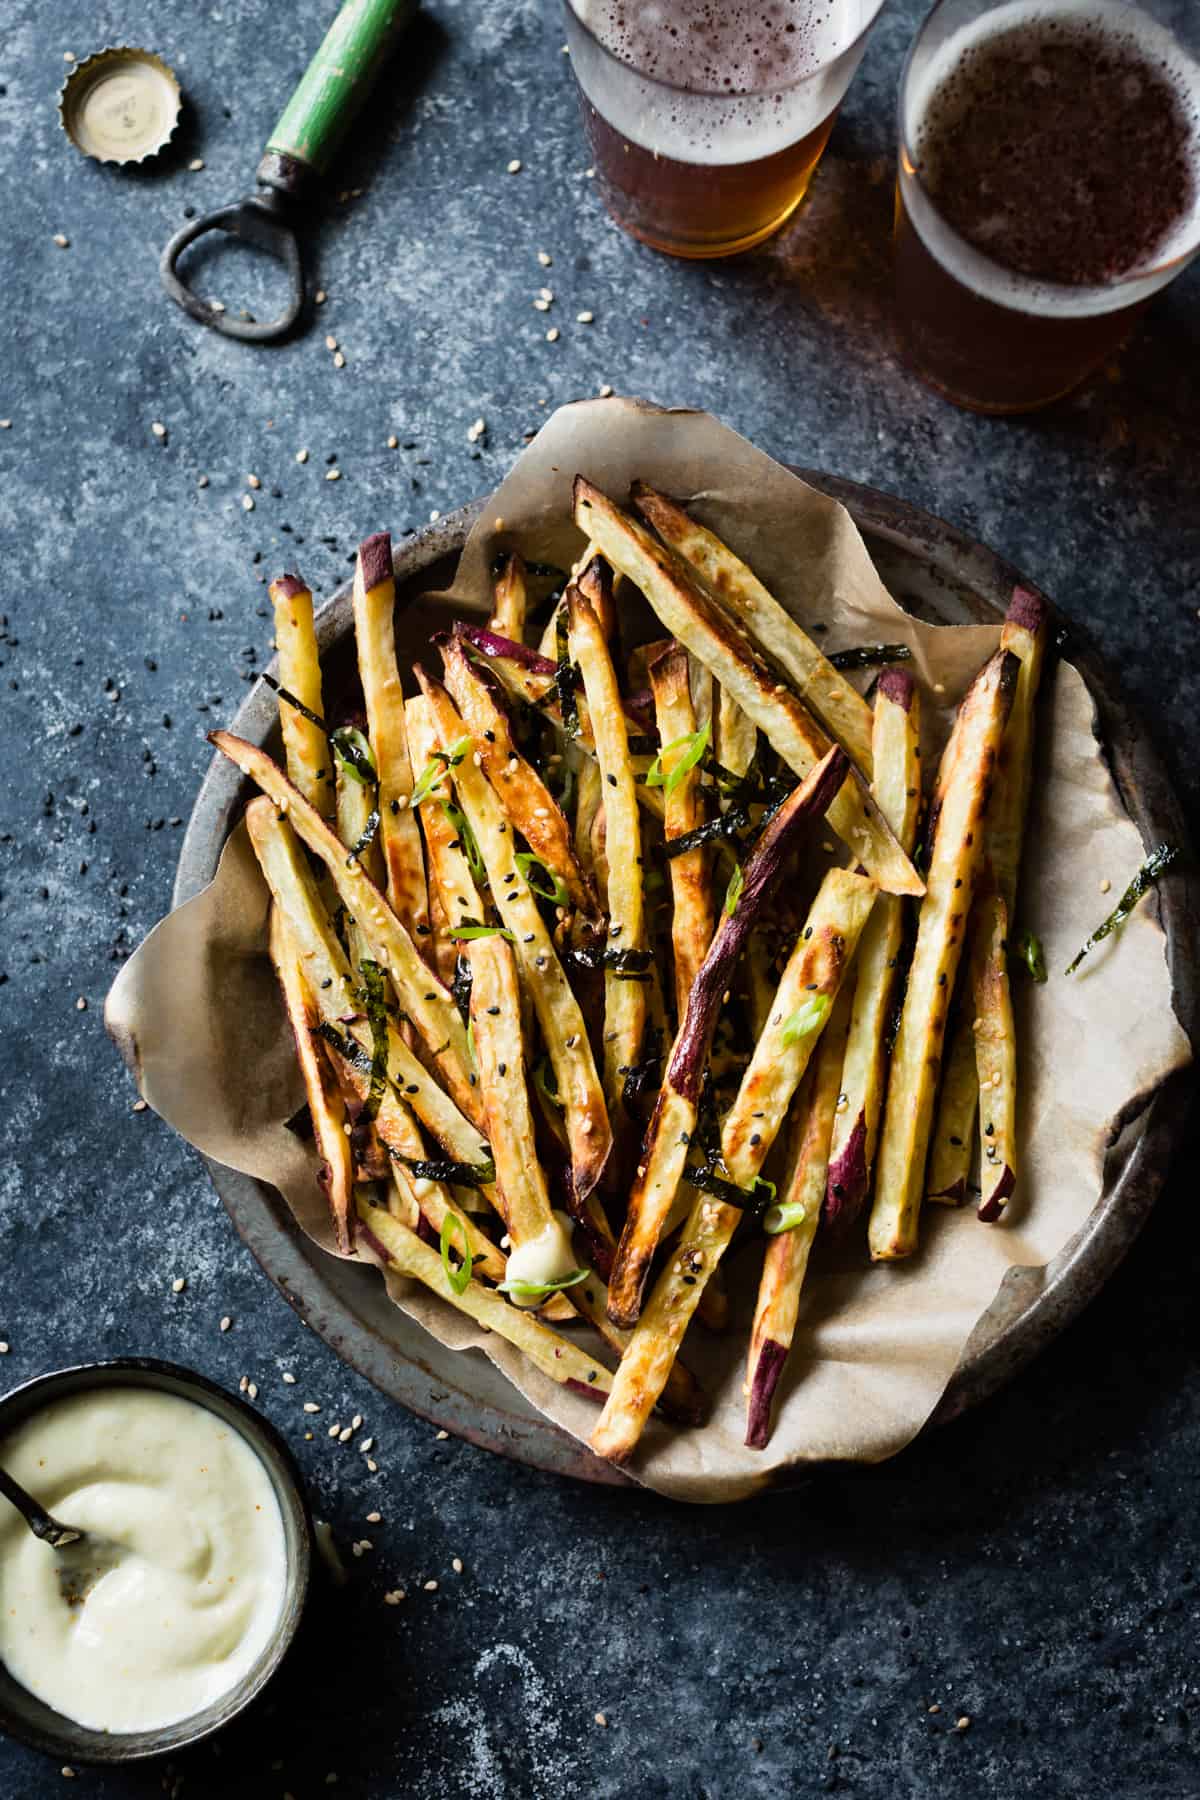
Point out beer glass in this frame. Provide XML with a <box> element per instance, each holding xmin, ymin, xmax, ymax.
<box><xmin>562</xmin><ymin>1</ymin><xmax>889</xmax><ymax>259</ymax></box>
<box><xmin>895</xmin><ymin>0</ymin><xmax>1200</xmax><ymax>412</ymax></box>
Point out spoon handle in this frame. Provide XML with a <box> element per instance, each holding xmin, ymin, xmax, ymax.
<box><xmin>0</xmin><ymin>1467</ymin><xmax>82</xmax><ymax>1548</ymax></box>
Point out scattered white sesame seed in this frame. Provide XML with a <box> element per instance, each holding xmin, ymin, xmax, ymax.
<box><xmin>585</xmin><ymin>166</ymin><xmax>595</xmax><ymax>177</ymax></box>
<box><xmin>151</xmin><ymin>421</ymin><xmax>167</xmax><ymax>438</ymax></box>
<box><xmin>384</xmin><ymin>1589</ymin><xmax>405</xmax><ymax>1605</ymax></box>
<box><xmin>507</xmin><ymin>158</ymin><xmax>522</xmax><ymax>173</ymax></box>
<box><xmin>597</xmin><ymin>383</ymin><xmax>613</xmax><ymax>398</ymax></box>
<box><xmin>315</xmin><ymin>288</ymin><xmax>327</xmax><ymax>304</ymax></box>
<box><xmin>242</xmin><ymin>494</ymin><xmax>255</xmax><ymax>511</ymax></box>
<box><xmin>62</xmin><ymin>1768</ymin><xmax>75</xmax><ymax>1779</ymax></box>
<box><xmin>424</xmin><ymin>1578</ymin><xmax>438</xmax><ymax>1591</ymax></box>
<box><xmin>219</xmin><ymin>1315</ymin><xmax>232</xmax><ymax>1332</ymax></box>
<box><xmin>325</xmin><ymin>334</ymin><xmax>338</xmax><ymax>351</ymax></box>
<box><xmin>246</xmin><ymin>473</ymin><xmax>261</xmax><ymax>489</ymax></box>
<box><xmin>595</xmin><ymin>1712</ymin><xmax>608</xmax><ymax>1727</ymax></box>
<box><xmin>933</xmin><ymin>681</ymin><xmax>946</xmax><ymax>694</ymax></box>
<box><xmin>546</xmin><ymin>327</ymin><xmax>560</xmax><ymax>342</ymax></box>
<box><xmin>282</xmin><ymin>1371</ymin><xmax>297</xmax><ymax>1384</ymax></box>
<box><xmin>63</xmin><ymin>51</ymin><xmax>76</xmax><ymax>61</ymax></box>
<box><xmin>53</xmin><ymin>233</ymin><xmax>70</xmax><ymax>249</ymax></box>
<box><xmin>452</xmin><ymin>1556</ymin><xmax>463</xmax><ymax>1574</ymax></box>
<box><xmin>197</xmin><ymin>473</ymin><xmax>209</xmax><ymax>488</ymax></box>
<box><xmin>956</xmin><ymin>1715</ymin><xmax>971</xmax><ymax>1731</ymax></box>
<box><xmin>295</xmin><ymin>447</ymin><xmax>309</xmax><ymax>464</ymax></box>
<box><xmin>435</xmin><ymin>1429</ymin><xmax>449</xmax><ymax>1441</ymax></box>
<box><xmin>171</xmin><ymin>1277</ymin><xmax>186</xmax><ymax>1293</ymax></box>
<box><xmin>239</xmin><ymin>1375</ymin><xmax>249</xmax><ymax>1392</ymax></box>
<box><xmin>328</xmin><ymin>1423</ymin><xmax>341</xmax><ymax>1438</ymax></box>
<box><xmin>366</xmin><ymin>1511</ymin><xmax>381</xmax><ymax>1523</ymax></box>
<box><xmin>467</xmin><ymin>417</ymin><xmax>486</xmax><ymax>443</ymax></box>
<box><xmin>189</xmin><ymin>157</ymin><xmax>205</xmax><ymax>172</ymax></box>
<box><xmin>326</xmin><ymin>467</ymin><xmax>341</xmax><ymax>481</ymax></box>
<box><xmin>352</xmin><ymin>1414</ymin><xmax>363</xmax><ymax>1430</ymax></box>
<box><xmin>75</xmin><ymin>996</ymin><xmax>87</xmax><ymax>1011</ymax></box>
<box><xmin>303</xmin><ymin>1401</ymin><xmax>321</xmax><ymax>1413</ymax></box>
<box><xmin>333</xmin><ymin>350</ymin><xmax>346</xmax><ymax>368</ymax></box>
<box><xmin>0</xmin><ymin>419</ymin><xmax>10</xmax><ymax>429</ymax></box>
<box><xmin>537</xmin><ymin>249</ymin><xmax>552</xmax><ymax>266</ymax></box>
<box><xmin>360</xmin><ymin>1437</ymin><xmax>375</xmax><ymax>1453</ymax></box>
<box><xmin>339</xmin><ymin>1426</ymin><xmax>353</xmax><ymax>1443</ymax></box>
<box><xmin>533</xmin><ymin>297</ymin><xmax>551</xmax><ymax>312</ymax></box>
<box><xmin>539</xmin><ymin>286</ymin><xmax>554</xmax><ymax>302</ymax></box>
<box><xmin>386</xmin><ymin>433</ymin><xmax>399</xmax><ymax>449</ymax></box>
<box><xmin>304</xmin><ymin>1431</ymin><xmax>314</xmax><ymax>1441</ymax></box>
<box><xmin>576</xmin><ymin>310</ymin><xmax>594</xmax><ymax>324</ymax></box>
<box><xmin>0</xmin><ymin>1344</ymin><xmax>9</xmax><ymax>1356</ymax></box>
<box><xmin>366</xmin><ymin>1458</ymin><xmax>378</xmax><ymax>1472</ymax></box>
<box><xmin>248</xmin><ymin>1382</ymin><xmax>258</xmax><ymax>1400</ymax></box>
<box><xmin>1100</xmin><ymin>878</ymin><xmax>1112</xmax><ymax>893</ymax></box>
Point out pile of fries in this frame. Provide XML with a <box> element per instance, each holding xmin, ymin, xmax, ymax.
<box><xmin>213</xmin><ymin>476</ymin><xmax>1047</xmax><ymax>1463</ymax></box>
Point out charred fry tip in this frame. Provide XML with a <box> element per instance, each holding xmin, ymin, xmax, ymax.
<box><xmin>877</xmin><ymin>667</ymin><xmax>916</xmax><ymax>710</ymax></box>
<box><xmin>1006</xmin><ymin>585</ymin><xmax>1046</xmax><ymax>633</ymax></box>
<box><xmin>977</xmin><ymin>1166</ymin><xmax>1015</xmax><ymax>1221</ymax></box>
<box><xmin>745</xmin><ymin>1339</ymin><xmax>788</xmax><ymax>1450</ymax></box>
<box><xmin>357</xmin><ymin>530</ymin><xmax>393</xmax><ymax>595</ymax></box>
<box><xmin>270</xmin><ymin>572</ymin><xmax>309</xmax><ymax>602</ymax></box>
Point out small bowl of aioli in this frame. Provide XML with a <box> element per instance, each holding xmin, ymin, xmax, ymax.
<box><xmin>0</xmin><ymin>1358</ymin><xmax>312</xmax><ymax>1763</ymax></box>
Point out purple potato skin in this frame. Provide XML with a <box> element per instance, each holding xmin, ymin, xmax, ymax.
<box><xmin>272</xmin><ymin>571</ymin><xmax>308</xmax><ymax>601</ymax></box>
<box><xmin>456</xmin><ymin>621</ymin><xmax>558</xmax><ymax>676</ymax></box>
<box><xmin>977</xmin><ymin>1163</ymin><xmax>1015</xmax><ymax>1222</ymax></box>
<box><xmin>358</xmin><ymin>530</ymin><xmax>393</xmax><ymax>594</ymax></box>
<box><xmin>745</xmin><ymin>1339</ymin><xmax>789</xmax><ymax>1449</ymax></box>
<box><xmin>824</xmin><ymin>1111</ymin><xmax>868</xmax><ymax>1231</ymax></box>
<box><xmin>877</xmin><ymin>667</ymin><xmax>915</xmax><ymax>711</ymax></box>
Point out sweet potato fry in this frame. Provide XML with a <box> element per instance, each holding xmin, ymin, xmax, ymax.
<box><xmin>489</xmin><ymin>549</ymin><xmax>528</xmax><ymax>642</ymax></box>
<box><xmin>269</xmin><ymin>573</ymin><xmax>333</xmax><ymax>817</ymax></box>
<box><xmin>439</xmin><ymin>631</ymin><xmax>598</xmax><ymax>919</ymax></box>
<box><xmin>649</xmin><ymin>640</ymin><xmax>715</xmax><ymax>1023</ymax></box>
<box><xmin>745</xmin><ymin>985</ymin><xmax>853</xmax><ymax>1448</ymax></box>
<box><xmin>572</xmin><ymin>478</ymin><xmax>921</xmax><ymax>897</ymax></box>
<box><xmin>590</xmin><ymin>865</ymin><xmax>868</xmax><ymax>1463</ymax></box>
<box><xmin>826</xmin><ymin>670</ymin><xmax>922</xmax><ymax>1229</ymax></box>
<box><xmin>868</xmin><ymin>649</ymin><xmax>1019</xmax><ymax>1261</ymax></box>
<box><xmin>357</xmin><ymin>1197</ymin><xmax>613</xmax><ymax>1397</ymax></box>
<box><xmin>211</xmin><ymin>730</ymin><xmax>476</xmax><ymax>1122</ymax></box>
<box><xmin>632</xmin><ymin>482</ymin><xmax>875</xmax><ymax>778</ymax></box>
<box><xmin>268</xmin><ymin>905</ymin><xmax>354</xmax><ymax>1252</ymax></box>
<box><xmin>352</xmin><ymin>532</ymin><xmax>429</xmax><ymax>942</ymax></box>
<box><xmin>606</xmin><ymin>745</ymin><xmax>848</xmax><ymax>1330</ymax></box>
<box><xmin>972</xmin><ymin>883</ymin><xmax>1017</xmax><ymax>1221</ymax></box>
<box><xmin>568</xmin><ymin>567</ymin><xmax>646</xmax><ymax>1120</ymax></box>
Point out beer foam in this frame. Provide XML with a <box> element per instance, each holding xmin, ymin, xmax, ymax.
<box><xmin>903</xmin><ymin>0</ymin><xmax>1200</xmax><ymax>315</ymax></box>
<box><xmin>569</xmin><ymin>0</ymin><xmax>877</xmax><ymax>165</ymax></box>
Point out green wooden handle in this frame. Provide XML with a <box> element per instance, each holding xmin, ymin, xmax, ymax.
<box><xmin>264</xmin><ymin>0</ymin><xmax>415</xmax><ymax>176</ymax></box>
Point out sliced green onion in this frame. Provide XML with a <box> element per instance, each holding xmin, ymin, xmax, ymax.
<box><xmin>644</xmin><ymin>723</ymin><xmax>710</xmax><ymax>796</ymax></box>
<box><xmin>497</xmin><ymin>1267</ymin><xmax>590</xmax><ymax>1298</ymax></box>
<box><xmin>1017</xmin><ymin>929</ymin><xmax>1047</xmax><ymax>983</ymax></box>
<box><xmin>358</xmin><ymin>959</ymin><xmax>391</xmax><ymax>1124</ymax></box>
<box><xmin>780</xmin><ymin>993</ymin><xmax>831</xmax><ymax>1047</ymax></box>
<box><xmin>514</xmin><ymin>851</ymin><xmax>569</xmax><ymax>907</ymax></box>
<box><xmin>752</xmin><ymin>1175</ymin><xmax>776</xmax><ymax>1206</ymax></box>
<box><xmin>439</xmin><ymin>800</ymin><xmax>487</xmax><ymax>887</ymax></box>
<box><xmin>466</xmin><ymin>1015</ymin><xmax>476</xmax><ymax>1066</ymax></box>
<box><xmin>827</xmin><ymin>643</ymin><xmax>913</xmax><ymax>672</ymax></box>
<box><xmin>533</xmin><ymin>1057</ymin><xmax>563</xmax><ymax>1111</ymax></box>
<box><xmin>763</xmin><ymin>1199</ymin><xmax>808</xmax><ymax>1235</ymax></box>
<box><xmin>329</xmin><ymin>725</ymin><xmax>377</xmax><ymax>786</ymax></box>
<box><xmin>449</xmin><ymin>921</ymin><xmax>515</xmax><ymax>943</ymax></box>
<box><xmin>1066</xmin><ymin>845</ymin><xmax>1179</xmax><ymax>974</ymax></box>
<box><xmin>724</xmin><ymin>862</ymin><xmax>744</xmax><ymax>916</ymax></box>
<box><xmin>411</xmin><ymin>735</ymin><xmax>474</xmax><ymax>808</ymax></box>
<box><xmin>439</xmin><ymin>1212</ymin><xmax>473</xmax><ymax>1295</ymax></box>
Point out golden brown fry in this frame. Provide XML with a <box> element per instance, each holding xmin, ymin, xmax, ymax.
<box><xmin>212</xmin><ymin>731</ymin><xmax>474</xmax><ymax>1118</ymax></box>
<box><xmin>352</xmin><ymin>532</ymin><xmax>429</xmax><ymax>942</ymax></box>
<box><xmin>268</xmin><ymin>905</ymin><xmax>354</xmax><ymax>1253</ymax></box>
<box><xmin>591</xmin><ymin>864</ymin><xmax>866</xmax><ymax>1463</ymax></box>
<box><xmin>568</xmin><ymin>567</ymin><xmax>646</xmax><ymax>1121</ymax></box>
<box><xmin>336</xmin><ymin>764</ymin><xmax>385</xmax><ymax>891</ymax></box>
<box><xmin>649</xmin><ymin>641</ymin><xmax>715</xmax><ymax>1023</ymax></box>
<box><xmin>439</xmin><ymin>633</ymin><xmax>599</xmax><ymax>918</ymax></box>
<box><xmin>826</xmin><ymin>671</ymin><xmax>922</xmax><ymax>1228</ymax></box>
<box><xmin>269</xmin><ymin>573</ymin><xmax>333</xmax><ymax>817</ymax></box>
<box><xmin>972</xmin><ymin>883</ymin><xmax>1017</xmax><ymax>1222</ymax></box>
<box><xmin>357</xmin><ymin>1197</ymin><xmax>613</xmax><ymax>1397</ymax></box>
<box><xmin>925</xmin><ymin>1001</ymin><xmax>979</xmax><ymax>1205</ymax></box>
<box><xmin>415</xmin><ymin>671</ymin><xmax>615</xmax><ymax>1227</ymax></box>
<box><xmin>572</xmin><ymin>478</ymin><xmax>921</xmax><ymax>897</ymax></box>
<box><xmin>745</xmin><ymin>984</ymin><xmax>853</xmax><ymax>1449</ymax></box>
<box><xmin>868</xmin><ymin>649</ymin><xmax>1019</xmax><ymax>1261</ymax></box>
<box><xmin>633</xmin><ymin>483</ymin><xmax>876</xmax><ymax>778</ymax></box>
<box><xmin>489</xmin><ymin>550</ymin><xmax>528</xmax><ymax>642</ymax></box>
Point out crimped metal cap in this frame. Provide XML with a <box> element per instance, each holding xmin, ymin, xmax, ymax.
<box><xmin>59</xmin><ymin>47</ymin><xmax>181</xmax><ymax>165</ymax></box>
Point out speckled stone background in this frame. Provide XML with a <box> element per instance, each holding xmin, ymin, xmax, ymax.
<box><xmin>1</xmin><ymin>1</ymin><xmax>1198</xmax><ymax>1795</ymax></box>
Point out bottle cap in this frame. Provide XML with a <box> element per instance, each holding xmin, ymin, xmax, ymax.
<box><xmin>59</xmin><ymin>48</ymin><xmax>181</xmax><ymax>166</ymax></box>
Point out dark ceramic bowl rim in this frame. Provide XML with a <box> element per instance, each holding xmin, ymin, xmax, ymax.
<box><xmin>0</xmin><ymin>1357</ymin><xmax>313</xmax><ymax>1764</ymax></box>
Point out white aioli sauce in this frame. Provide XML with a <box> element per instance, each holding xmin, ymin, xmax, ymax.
<box><xmin>504</xmin><ymin>1210</ymin><xmax>578</xmax><ymax>1308</ymax></box>
<box><xmin>0</xmin><ymin>1388</ymin><xmax>289</xmax><ymax>1734</ymax></box>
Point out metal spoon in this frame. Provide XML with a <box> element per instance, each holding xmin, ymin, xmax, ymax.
<box><xmin>0</xmin><ymin>1465</ymin><xmax>121</xmax><ymax>1603</ymax></box>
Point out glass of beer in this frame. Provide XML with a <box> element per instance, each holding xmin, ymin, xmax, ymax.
<box><xmin>562</xmin><ymin>1</ymin><xmax>889</xmax><ymax>259</ymax></box>
<box><xmin>895</xmin><ymin>0</ymin><xmax>1200</xmax><ymax>412</ymax></box>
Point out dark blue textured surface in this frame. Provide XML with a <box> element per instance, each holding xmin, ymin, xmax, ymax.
<box><xmin>1</xmin><ymin>2</ymin><xmax>1198</xmax><ymax>1795</ymax></box>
